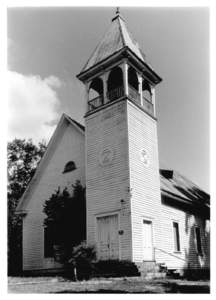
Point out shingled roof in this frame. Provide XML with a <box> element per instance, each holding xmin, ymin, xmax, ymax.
<box><xmin>160</xmin><ymin>169</ymin><xmax>210</xmax><ymax>216</ymax></box>
<box><xmin>81</xmin><ymin>11</ymin><xmax>146</xmax><ymax>73</ymax></box>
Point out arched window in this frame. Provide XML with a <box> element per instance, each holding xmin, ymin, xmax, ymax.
<box><xmin>128</xmin><ymin>66</ymin><xmax>138</xmax><ymax>91</ymax></box>
<box><xmin>63</xmin><ymin>161</ymin><xmax>76</xmax><ymax>174</ymax></box>
<box><xmin>107</xmin><ymin>67</ymin><xmax>123</xmax><ymax>101</ymax></box>
<box><xmin>142</xmin><ymin>80</ymin><xmax>152</xmax><ymax>102</ymax></box>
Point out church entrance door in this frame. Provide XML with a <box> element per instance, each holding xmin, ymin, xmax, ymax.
<box><xmin>142</xmin><ymin>220</ymin><xmax>154</xmax><ymax>260</ymax></box>
<box><xmin>97</xmin><ymin>214</ymin><xmax>119</xmax><ymax>260</ymax></box>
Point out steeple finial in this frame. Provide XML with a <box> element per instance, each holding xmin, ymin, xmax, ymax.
<box><xmin>112</xmin><ymin>6</ymin><xmax>124</xmax><ymax>22</ymax></box>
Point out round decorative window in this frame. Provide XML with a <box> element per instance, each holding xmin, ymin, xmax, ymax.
<box><xmin>99</xmin><ymin>147</ymin><xmax>114</xmax><ymax>166</ymax></box>
<box><xmin>140</xmin><ymin>149</ymin><xmax>150</xmax><ymax>166</ymax></box>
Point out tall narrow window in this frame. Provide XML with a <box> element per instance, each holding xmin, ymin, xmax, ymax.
<box><xmin>195</xmin><ymin>227</ymin><xmax>202</xmax><ymax>255</ymax></box>
<box><xmin>44</xmin><ymin>227</ymin><xmax>54</xmax><ymax>258</ymax></box>
<box><xmin>173</xmin><ymin>222</ymin><xmax>181</xmax><ymax>252</ymax></box>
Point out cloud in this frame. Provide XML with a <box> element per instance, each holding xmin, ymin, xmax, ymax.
<box><xmin>8</xmin><ymin>71</ymin><xmax>62</xmax><ymax>144</ymax></box>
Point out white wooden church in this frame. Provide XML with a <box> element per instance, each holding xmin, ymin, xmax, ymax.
<box><xmin>16</xmin><ymin>10</ymin><xmax>210</xmax><ymax>274</ymax></box>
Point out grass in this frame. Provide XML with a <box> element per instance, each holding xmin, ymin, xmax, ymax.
<box><xmin>8</xmin><ymin>276</ymin><xmax>210</xmax><ymax>294</ymax></box>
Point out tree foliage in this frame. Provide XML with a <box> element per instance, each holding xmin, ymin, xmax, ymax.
<box><xmin>7</xmin><ymin>138</ymin><xmax>46</xmax><ymax>274</ymax></box>
<box><xmin>43</xmin><ymin>181</ymin><xmax>86</xmax><ymax>261</ymax></box>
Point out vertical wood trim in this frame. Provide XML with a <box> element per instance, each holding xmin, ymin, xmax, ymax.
<box><xmin>151</xmin><ymin>87</ymin><xmax>156</xmax><ymax>116</ymax></box>
<box><xmin>123</xmin><ymin>62</ymin><xmax>129</xmax><ymax>96</ymax></box>
<box><xmin>102</xmin><ymin>72</ymin><xmax>109</xmax><ymax>104</ymax></box>
<box><xmin>138</xmin><ymin>74</ymin><xmax>143</xmax><ymax>106</ymax></box>
<box><xmin>126</xmin><ymin>101</ymin><xmax>133</xmax><ymax>261</ymax></box>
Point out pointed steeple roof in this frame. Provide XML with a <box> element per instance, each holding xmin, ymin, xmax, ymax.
<box><xmin>81</xmin><ymin>10</ymin><xmax>146</xmax><ymax>73</ymax></box>
<box><xmin>77</xmin><ymin>10</ymin><xmax>162</xmax><ymax>85</ymax></box>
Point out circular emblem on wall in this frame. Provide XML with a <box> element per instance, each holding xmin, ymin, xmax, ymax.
<box><xmin>99</xmin><ymin>147</ymin><xmax>114</xmax><ymax>166</ymax></box>
<box><xmin>140</xmin><ymin>149</ymin><xmax>150</xmax><ymax>166</ymax></box>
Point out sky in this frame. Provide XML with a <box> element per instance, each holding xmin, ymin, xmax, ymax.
<box><xmin>7</xmin><ymin>6</ymin><xmax>209</xmax><ymax>192</ymax></box>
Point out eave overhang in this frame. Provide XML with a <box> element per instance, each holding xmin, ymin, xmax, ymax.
<box><xmin>161</xmin><ymin>191</ymin><xmax>210</xmax><ymax>219</ymax></box>
<box><xmin>77</xmin><ymin>46</ymin><xmax>162</xmax><ymax>85</ymax></box>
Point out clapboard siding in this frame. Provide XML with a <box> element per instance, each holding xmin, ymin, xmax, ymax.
<box><xmin>155</xmin><ymin>204</ymin><xmax>210</xmax><ymax>269</ymax></box>
<box><xmin>22</xmin><ymin>121</ymin><xmax>85</xmax><ymax>270</ymax></box>
<box><xmin>127</xmin><ymin>101</ymin><xmax>209</xmax><ymax>268</ymax></box>
<box><xmin>85</xmin><ymin>100</ymin><xmax>132</xmax><ymax>260</ymax></box>
<box><xmin>127</xmin><ymin>101</ymin><xmax>163</xmax><ymax>262</ymax></box>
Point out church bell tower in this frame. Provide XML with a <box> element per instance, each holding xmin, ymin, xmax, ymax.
<box><xmin>77</xmin><ymin>9</ymin><xmax>163</xmax><ymax>262</ymax></box>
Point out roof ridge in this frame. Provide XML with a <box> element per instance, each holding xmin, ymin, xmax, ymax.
<box><xmin>118</xmin><ymin>17</ymin><xmax>126</xmax><ymax>47</ymax></box>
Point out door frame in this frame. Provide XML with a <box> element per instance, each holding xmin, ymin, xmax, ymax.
<box><xmin>95</xmin><ymin>210</ymin><xmax>121</xmax><ymax>260</ymax></box>
<box><xmin>142</xmin><ymin>217</ymin><xmax>154</xmax><ymax>261</ymax></box>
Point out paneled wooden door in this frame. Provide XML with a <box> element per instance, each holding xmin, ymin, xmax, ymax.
<box><xmin>97</xmin><ymin>214</ymin><xmax>119</xmax><ymax>260</ymax></box>
<box><xmin>142</xmin><ymin>220</ymin><xmax>153</xmax><ymax>260</ymax></box>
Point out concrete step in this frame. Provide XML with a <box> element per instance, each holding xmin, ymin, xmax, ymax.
<box><xmin>136</xmin><ymin>261</ymin><xmax>168</xmax><ymax>278</ymax></box>
<box><xmin>141</xmin><ymin>272</ymin><xmax>167</xmax><ymax>280</ymax></box>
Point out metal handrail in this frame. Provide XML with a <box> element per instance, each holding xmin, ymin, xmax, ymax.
<box><xmin>154</xmin><ymin>247</ymin><xmax>187</xmax><ymax>262</ymax></box>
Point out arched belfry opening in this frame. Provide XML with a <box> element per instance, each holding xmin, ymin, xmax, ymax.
<box><xmin>107</xmin><ymin>66</ymin><xmax>124</xmax><ymax>102</ymax></box>
<box><xmin>88</xmin><ymin>77</ymin><xmax>104</xmax><ymax>111</ymax></box>
<box><xmin>128</xmin><ymin>66</ymin><xmax>138</xmax><ymax>91</ymax></box>
<box><xmin>128</xmin><ymin>66</ymin><xmax>140</xmax><ymax>102</ymax></box>
<box><xmin>142</xmin><ymin>80</ymin><xmax>152</xmax><ymax>103</ymax></box>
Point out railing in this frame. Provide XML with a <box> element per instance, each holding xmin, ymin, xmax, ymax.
<box><xmin>154</xmin><ymin>247</ymin><xmax>187</xmax><ymax>262</ymax></box>
<box><xmin>142</xmin><ymin>96</ymin><xmax>154</xmax><ymax>115</ymax></box>
<box><xmin>88</xmin><ymin>95</ymin><xmax>103</xmax><ymax>111</ymax></box>
<box><xmin>107</xmin><ymin>86</ymin><xmax>124</xmax><ymax>102</ymax></box>
<box><xmin>128</xmin><ymin>84</ymin><xmax>141</xmax><ymax>105</ymax></box>
<box><xmin>87</xmin><ymin>86</ymin><xmax>154</xmax><ymax>117</ymax></box>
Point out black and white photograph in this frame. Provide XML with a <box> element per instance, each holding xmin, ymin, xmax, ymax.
<box><xmin>5</xmin><ymin>2</ymin><xmax>212</xmax><ymax>294</ymax></box>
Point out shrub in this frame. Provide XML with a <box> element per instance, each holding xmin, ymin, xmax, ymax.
<box><xmin>93</xmin><ymin>260</ymin><xmax>140</xmax><ymax>277</ymax></box>
<box><xmin>43</xmin><ymin>181</ymin><xmax>86</xmax><ymax>263</ymax></box>
<box><xmin>67</xmin><ymin>242</ymin><xmax>96</xmax><ymax>280</ymax></box>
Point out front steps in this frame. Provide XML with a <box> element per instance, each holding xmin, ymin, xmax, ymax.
<box><xmin>136</xmin><ymin>261</ymin><xmax>167</xmax><ymax>279</ymax></box>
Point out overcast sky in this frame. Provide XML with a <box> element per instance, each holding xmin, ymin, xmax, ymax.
<box><xmin>7</xmin><ymin>7</ymin><xmax>209</xmax><ymax>192</ymax></box>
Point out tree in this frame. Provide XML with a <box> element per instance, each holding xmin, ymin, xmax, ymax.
<box><xmin>7</xmin><ymin>138</ymin><xmax>46</xmax><ymax>275</ymax></box>
<box><xmin>43</xmin><ymin>181</ymin><xmax>86</xmax><ymax>262</ymax></box>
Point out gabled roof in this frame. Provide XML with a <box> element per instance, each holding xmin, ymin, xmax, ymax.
<box><xmin>16</xmin><ymin>113</ymin><xmax>85</xmax><ymax>213</ymax></box>
<box><xmin>64</xmin><ymin>114</ymin><xmax>85</xmax><ymax>132</ymax></box>
<box><xmin>81</xmin><ymin>12</ymin><xmax>146</xmax><ymax>73</ymax></box>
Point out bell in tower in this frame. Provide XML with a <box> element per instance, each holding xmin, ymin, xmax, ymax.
<box><xmin>77</xmin><ymin>9</ymin><xmax>163</xmax><ymax>262</ymax></box>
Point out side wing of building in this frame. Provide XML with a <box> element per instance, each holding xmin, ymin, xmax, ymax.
<box><xmin>16</xmin><ymin>114</ymin><xmax>85</xmax><ymax>271</ymax></box>
<box><xmin>156</xmin><ymin>170</ymin><xmax>210</xmax><ymax>271</ymax></box>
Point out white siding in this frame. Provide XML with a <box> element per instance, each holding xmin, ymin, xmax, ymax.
<box><xmin>155</xmin><ymin>203</ymin><xmax>210</xmax><ymax>270</ymax></box>
<box><xmin>127</xmin><ymin>101</ymin><xmax>209</xmax><ymax>269</ymax></box>
<box><xmin>85</xmin><ymin>101</ymin><xmax>132</xmax><ymax>260</ymax></box>
<box><xmin>22</xmin><ymin>121</ymin><xmax>85</xmax><ymax>270</ymax></box>
<box><xmin>127</xmin><ymin>101</ymin><xmax>163</xmax><ymax>262</ymax></box>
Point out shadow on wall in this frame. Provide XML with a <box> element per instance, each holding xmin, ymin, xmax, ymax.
<box><xmin>184</xmin><ymin>213</ymin><xmax>210</xmax><ymax>279</ymax></box>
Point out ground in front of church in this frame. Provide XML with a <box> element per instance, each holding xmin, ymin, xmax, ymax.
<box><xmin>8</xmin><ymin>276</ymin><xmax>210</xmax><ymax>293</ymax></box>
